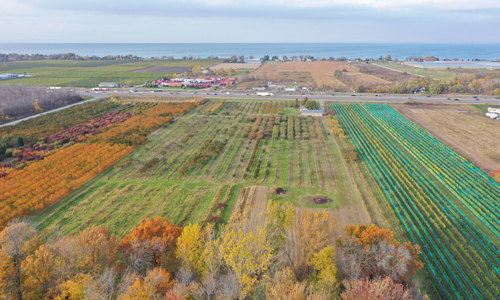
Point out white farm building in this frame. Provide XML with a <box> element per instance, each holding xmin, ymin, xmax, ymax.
<box><xmin>99</xmin><ymin>82</ymin><xmax>119</xmax><ymax>88</ymax></box>
<box><xmin>0</xmin><ymin>73</ymin><xmax>20</xmax><ymax>80</ymax></box>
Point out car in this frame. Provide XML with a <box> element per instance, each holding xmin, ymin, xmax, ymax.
<box><xmin>447</xmin><ymin>98</ymin><xmax>451</xmax><ymax>100</ymax></box>
<box><xmin>214</xmin><ymin>93</ymin><xmax>218</xmax><ymax>95</ymax></box>
<box><xmin>496</xmin><ymin>97</ymin><xmax>500</xmax><ymax>99</ymax></box>
<box><xmin>454</xmin><ymin>99</ymin><xmax>459</xmax><ymax>101</ymax></box>
<box><xmin>85</xmin><ymin>91</ymin><xmax>89</xmax><ymax>93</ymax></box>
<box><xmin>331</xmin><ymin>94</ymin><xmax>335</xmax><ymax>96</ymax></box>
<box><xmin>426</xmin><ymin>95</ymin><xmax>430</xmax><ymax>98</ymax></box>
<box><xmin>187</xmin><ymin>90</ymin><xmax>191</xmax><ymax>93</ymax></box>
<box><xmin>473</xmin><ymin>96</ymin><xmax>478</xmax><ymax>98</ymax></box>
<box><xmin>207</xmin><ymin>93</ymin><xmax>210</xmax><ymax>95</ymax></box>
<box><xmin>351</xmin><ymin>95</ymin><xmax>356</xmax><ymax>96</ymax></box>
<box><xmin>375</xmin><ymin>95</ymin><xmax>378</xmax><ymax>97</ymax></box>
<box><xmin>170</xmin><ymin>92</ymin><xmax>173</xmax><ymax>94</ymax></box>
<box><xmin>175</xmin><ymin>92</ymin><xmax>179</xmax><ymax>94</ymax></box>
<box><xmin>311</xmin><ymin>94</ymin><xmax>314</xmax><ymax>95</ymax></box>
<box><xmin>194</xmin><ymin>92</ymin><xmax>198</xmax><ymax>94</ymax></box>
<box><xmin>246</xmin><ymin>94</ymin><xmax>249</xmax><ymax>95</ymax></box>
<box><xmin>301</xmin><ymin>93</ymin><xmax>304</xmax><ymax>95</ymax></box>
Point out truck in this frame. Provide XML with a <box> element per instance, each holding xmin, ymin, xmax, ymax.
<box><xmin>256</xmin><ymin>92</ymin><xmax>274</xmax><ymax>96</ymax></box>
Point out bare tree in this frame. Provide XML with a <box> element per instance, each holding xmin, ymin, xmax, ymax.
<box><xmin>85</xmin><ymin>268</ymin><xmax>119</xmax><ymax>300</ymax></box>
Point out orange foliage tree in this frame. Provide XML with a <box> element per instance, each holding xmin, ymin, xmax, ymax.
<box><xmin>119</xmin><ymin>217</ymin><xmax>183</xmax><ymax>275</ymax></box>
<box><xmin>336</xmin><ymin>224</ymin><xmax>423</xmax><ymax>284</ymax></box>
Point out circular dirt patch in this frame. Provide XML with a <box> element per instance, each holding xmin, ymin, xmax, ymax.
<box><xmin>302</xmin><ymin>195</ymin><xmax>333</xmax><ymax>205</ymax></box>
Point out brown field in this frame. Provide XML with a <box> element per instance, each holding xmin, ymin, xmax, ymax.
<box><xmin>394</xmin><ymin>104</ymin><xmax>500</xmax><ymax>172</ymax></box>
<box><xmin>131</xmin><ymin>66</ymin><xmax>192</xmax><ymax>72</ymax></box>
<box><xmin>209</xmin><ymin>63</ymin><xmax>262</xmax><ymax>70</ymax></box>
<box><xmin>242</xmin><ymin>61</ymin><xmax>390</xmax><ymax>89</ymax></box>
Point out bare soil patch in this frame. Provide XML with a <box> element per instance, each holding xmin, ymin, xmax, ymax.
<box><xmin>229</xmin><ymin>186</ymin><xmax>268</xmax><ymax>231</ymax></box>
<box><xmin>131</xmin><ymin>66</ymin><xmax>192</xmax><ymax>73</ymax></box>
<box><xmin>394</xmin><ymin>104</ymin><xmax>500</xmax><ymax>172</ymax></box>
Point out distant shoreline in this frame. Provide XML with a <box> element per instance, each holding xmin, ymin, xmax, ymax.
<box><xmin>1</xmin><ymin>43</ymin><xmax>500</xmax><ymax>61</ymax></box>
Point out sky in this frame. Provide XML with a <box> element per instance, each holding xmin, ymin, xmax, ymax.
<box><xmin>1</xmin><ymin>0</ymin><xmax>500</xmax><ymax>43</ymax></box>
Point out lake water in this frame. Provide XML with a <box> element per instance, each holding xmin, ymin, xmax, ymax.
<box><xmin>1</xmin><ymin>43</ymin><xmax>500</xmax><ymax>61</ymax></box>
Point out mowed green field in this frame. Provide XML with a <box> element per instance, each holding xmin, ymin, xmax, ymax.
<box><xmin>34</xmin><ymin>100</ymin><xmax>366</xmax><ymax>238</ymax></box>
<box><xmin>369</xmin><ymin>62</ymin><xmax>493</xmax><ymax>80</ymax></box>
<box><xmin>0</xmin><ymin>59</ymin><xmax>219</xmax><ymax>87</ymax></box>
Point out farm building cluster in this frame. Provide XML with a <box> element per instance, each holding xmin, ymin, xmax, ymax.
<box><xmin>485</xmin><ymin>107</ymin><xmax>500</xmax><ymax>120</ymax></box>
<box><xmin>152</xmin><ymin>77</ymin><xmax>236</xmax><ymax>88</ymax></box>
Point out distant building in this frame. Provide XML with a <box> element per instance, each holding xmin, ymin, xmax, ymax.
<box><xmin>245</xmin><ymin>58</ymin><xmax>262</xmax><ymax>64</ymax></box>
<box><xmin>0</xmin><ymin>73</ymin><xmax>19</xmax><ymax>80</ymax></box>
<box><xmin>301</xmin><ymin>109</ymin><xmax>325</xmax><ymax>117</ymax></box>
<box><xmin>99</xmin><ymin>82</ymin><xmax>119</xmax><ymax>88</ymax></box>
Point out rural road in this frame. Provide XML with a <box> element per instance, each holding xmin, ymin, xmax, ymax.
<box><xmin>2</xmin><ymin>88</ymin><xmax>498</xmax><ymax>128</ymax></box>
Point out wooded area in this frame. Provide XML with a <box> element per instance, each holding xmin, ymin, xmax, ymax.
<box><xmin>0</xmin><ymin>85</ymin><xmax>81</xmax><ymax>124</ymax></box>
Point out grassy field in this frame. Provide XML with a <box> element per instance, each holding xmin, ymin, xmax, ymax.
<box><xmin>33</xmin><ymin>99</ymin><xmax>370</xmax><ymax>238</ymax></box>
<box><xmin>0</xmin><ymin>59</ymin><xmax>220</xmax><ymax>87</ymax></box>
<box><xmin>369</xmin><ymin>62</ymin><xmax>493</xmax><ymax>80</ymax></box>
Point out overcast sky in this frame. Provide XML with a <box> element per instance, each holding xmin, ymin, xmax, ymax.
<box><xmin>1</xmin><ymin>0</ymin><xmax>500</xmax><ymax>43</ymax></box>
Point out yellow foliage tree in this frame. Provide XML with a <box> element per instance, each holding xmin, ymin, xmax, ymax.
<box><xmin>21</xmin><ymin>245</ymin><xmax>56</xmax><ymax>300</ymax></box>
<box><xmin>298</xmin><ymin>210</ymin><xmax>337</xmax><ymax>277</ymax></box>
<box><xmin>34</xmin><ymin>99</ymin><xmax>43</xmax><ymax>113</ymax></box>
<box><xmin>176</xmin><ymin>223</ymin><xmax>204</xmax><ymax>275</ymax></box>
<box><xmin>220</xmin><ymin>227</ymin><xmax>273</xmax><ymax>299</ymax></box>
<box><xmin>53</xmin><ymin>274</ymin><xmax>91</xmax><ymax>300</ymax></box>
<box><xmin>308</xmin><ymin>246</ymin><xmax>338</xmax><ymax>295</ymax></box>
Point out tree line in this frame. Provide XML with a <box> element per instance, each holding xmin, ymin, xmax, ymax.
<box><xmin>0</xmin><ymin>200</ymin><xmax>427</xmax><ymax>299</ymax></box>
<box><xmin>0</xmin><ymin>85</ymin><xmax>81</xmax><ymax>124</ymax></box>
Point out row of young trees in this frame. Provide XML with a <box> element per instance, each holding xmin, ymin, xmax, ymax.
<box><xmin>0</xmin><ymin>85</ymin><xmax>81</xmax><ymax>124</ymax></box>
<box><xmin>0</xmin><ymin>101</ymin><xmax>200</xmax><ymax>228</ymax></box>
<box><xmin>0</xmin><ymin>201</ymin><xmax>425</xmax><ymax>299</ymax></box>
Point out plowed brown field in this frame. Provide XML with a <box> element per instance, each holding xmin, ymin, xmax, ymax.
<box><xmin>249</xmin><ymin>61</ymin><xmax>389</xmax><ymax>88</ymax></box>
<box><xmin>394</xmin><ymin>104</ymin><xmax>500</xmax><ymax>172</ymax></box>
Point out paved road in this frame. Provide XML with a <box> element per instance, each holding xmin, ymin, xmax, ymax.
<box><xmin>105</xmin><ymin>89</ymin><xmax>500</xmax><ymax>106</ymax></box>
<box><xmin>2</xmin><ymin>88</ymin><xmax>497</xmax><ymax>128</ymax></box>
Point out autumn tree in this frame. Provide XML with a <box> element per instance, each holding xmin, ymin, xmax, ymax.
<box><xmin>297</xmin><ymin>210</ymin><xmax>337</xmax><ymax>278</ymax></box>
<box><xmin>78</xmin><ymin>226</ymin><xmax>119</xmax><ymax>275</ymax></box>
<box><xmin>121</xmin><ymin>267</ymin><xmax>174</xmax><ymax>300</ymax></box>
<box><xmin>341</xmin><ymin>277</ymin><xmax>413</xmax><ymax>300</ymax></box>
<box><xmin>0</xmin><ymin>220</ymin><xmax>40</xmax><ymax>300</ymax></box>
<box><xmin>120</xmin><ymin>217</ymin><xmax>183</xmax><ymax>275</ymax></box>
<box><xmin>191</xmin><ymin>65</ymin><xmax>202</xmax><ymax>76</ymax></box>
<box><xmin>21</xmin><ymin>245</ymin><xmax>57</xmax><ymax>300</ymax></box>
<box><xmin>219</xmin><ymin>211</ymin><xmax>273</xmax><ymax>299</ymax></box>
<box><xmin>336</xmin><ymin>224</ymin><xmax>423</xmax><ymax>284</ymax></box>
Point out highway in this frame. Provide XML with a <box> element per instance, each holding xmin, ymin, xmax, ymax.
<box><xmin>1</xmin><ymin>88</ymin><xmax>497</xmax><ymax>128</ymax></box>
<box><xmin>94</xmin><ymin>88</ymin><xmax>500</xmax><ymax>105</ymax></box>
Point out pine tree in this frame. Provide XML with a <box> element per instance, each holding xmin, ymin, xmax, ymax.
<box><xmin>16</xmin><ymin>137</ymin><xmax>24</xmax><ymax>147</ymax></box>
